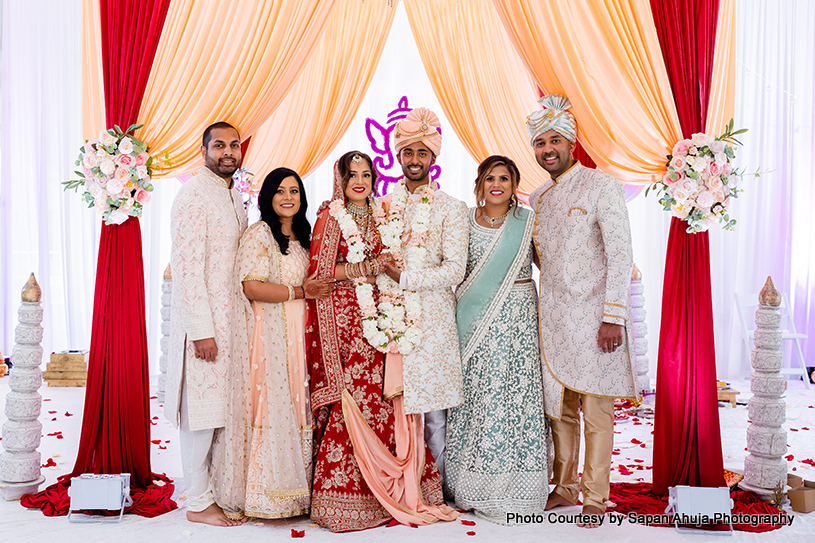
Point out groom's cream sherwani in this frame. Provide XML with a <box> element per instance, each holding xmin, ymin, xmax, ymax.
<box><xmin>382</xmin><ymin>185</ymin><xmax>468</xmax><ymax>415</ymax></box>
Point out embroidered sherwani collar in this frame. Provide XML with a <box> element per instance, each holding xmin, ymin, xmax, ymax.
<box><xmin>551</xmin><ymin>160</ymin><xmax>582</xmax><ymax>184</ymax></box>
<box><xmin>199</xmin><ymin>165</ymin><xmax>233</xmax><ymax>189</ymax></box>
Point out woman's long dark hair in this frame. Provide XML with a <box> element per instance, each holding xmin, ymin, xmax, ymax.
<box><xmin>257</xmin><ymin>167</ymin><xmax>311</xmax><ymax>255</ymax></box>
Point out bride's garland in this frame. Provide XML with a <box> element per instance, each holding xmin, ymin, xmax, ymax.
<box><xmin>329</xmin><ymin>179</ymin><xmax>433</xmax><ymax>354</ymax></box>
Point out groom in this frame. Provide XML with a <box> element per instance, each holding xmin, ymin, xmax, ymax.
<box><xmin>382</xmin><ymin>107</ymin><xmax>468</xmax><ymax>482</ymax></box>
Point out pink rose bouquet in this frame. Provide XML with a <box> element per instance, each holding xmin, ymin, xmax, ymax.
<box><xmin>64</xmin><ymin>123</ymin><xmax>167</xmax><ymax>225</ymax></box>
<box><xmin>647</xmin><ymin>119</ymin><xmax>747</xmax><ymax>233</ymax></box>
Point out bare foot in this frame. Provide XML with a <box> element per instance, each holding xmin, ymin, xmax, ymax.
<box><xmin>544</xmin><ymin>492</ymin><xmax>575</xmax><ymax>511</ymax></box>
<box><xmin>186</xmin><ymin>503</ymin><xmax>246</xmax><ymax>526</ymax></box>
<box><xmin>576</xmin><ymin>505</ymin><xmax>604</xmax><ymax>529</ymax></box>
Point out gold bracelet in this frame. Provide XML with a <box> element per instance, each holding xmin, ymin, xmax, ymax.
<box><xmin>286</xmin><ymin>285</ymin><xmax>295</xmax><ymax>302</ymax></box>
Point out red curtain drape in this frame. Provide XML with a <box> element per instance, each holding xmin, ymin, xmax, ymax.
<box><xmin>651</xmin><ymin>0</ymin><xmax>726</xmax><ymax>494</ymax></box>
<box><xmin>22</xmin><ymin>0</ymin><xmax>175</xmax><ymax>517</ymax></box>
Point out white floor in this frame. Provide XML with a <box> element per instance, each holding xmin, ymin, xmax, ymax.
<box><xmin>1</xmin><ymin>377</ymin><xmax>814</xmax><ymax>543</ymax></box>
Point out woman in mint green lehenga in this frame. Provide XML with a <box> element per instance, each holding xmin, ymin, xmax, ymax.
<box><xmin>445</xmin><ymin>155</ymin><xmax>548</xmax><ymax>524</ymax></box>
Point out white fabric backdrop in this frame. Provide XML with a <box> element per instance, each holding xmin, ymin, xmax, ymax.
<box><xmin>0</xmin><ymin>1</ymin><xmax>812</xmax><ymax>382</ymax></box>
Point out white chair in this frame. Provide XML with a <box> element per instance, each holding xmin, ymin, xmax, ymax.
<box><xmin>734</xmin><ymin>292</ymin><xmax>810</xmax><ymax>389</ymax></box>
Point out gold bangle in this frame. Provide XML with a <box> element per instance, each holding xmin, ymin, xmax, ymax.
<box><xmin>286</xmin><ymin>285</ymin><xmax>295</xmax><ymax>302</ymax></box>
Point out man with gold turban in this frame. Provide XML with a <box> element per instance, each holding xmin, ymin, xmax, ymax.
<box><xmin>527</xmin><ymin>95</ymin><xmax>636</xmax><ymax>528</ymax></box>
<box><xmin>380</xmin><ymin>107</ymin><xmax>468</xmax><ymax>482</ymax></box>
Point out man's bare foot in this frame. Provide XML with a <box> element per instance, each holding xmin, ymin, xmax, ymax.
<box><xmin>186</xmin><ymin>503</ymin><xmax>246</xmax><ymax>526</ymax></box>
<box><xmin>576</xmin><ymin>505</ymin><xmax>604</xmax><ymax>529</ymax></box>
<box><xmin>544</xmin><ymin>492</ymin><xmax>575</xmax><ymax>511</ymax></box>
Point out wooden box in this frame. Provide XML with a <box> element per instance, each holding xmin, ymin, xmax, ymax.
<box><xmin>43</xmin><ymin>351</ymin><xmax>88</xmax><ymax>387</ymax></box>
<box><xmin>788</xmin><ymin>480</ymin><xmax>815</xmax><ymax>513</ymax></box>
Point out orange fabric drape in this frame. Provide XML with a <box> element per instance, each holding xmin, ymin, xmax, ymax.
<box><xmin>82</xmin><ymin>0</ymin><xmax>105</xmax><ymax>140</ymax></box>
<box><xmin>705</xmin><ymin>0</ymin><xmax>736</xmax><ymax>135</ymax></box>
<box><xmin>243</xmin><ymin>0</ymin><xmax>398</xmax><ymax>179</ymax></box>
<box><xmin>493</xmin><ymin>0</ymin><xmax>684</xmax><ymax>185</ymax></box>
<box><xmin>135</xmin><ymin>0</ymin><xmax>336</xmax><ymax>176</ymax></box>
<box><xmin>405</xmin><ymin>0</ymin><xmax>545</xmax><ymax>196</ymax></box>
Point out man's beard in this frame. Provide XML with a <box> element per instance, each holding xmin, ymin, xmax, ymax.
<box><xmin>402</xmin><ymin>164</ymin><xmax>429</xmax><ymax>181</ymax></box>
<box><xmin>207</xmin><ymin>157</ymin><xmax>239</xmax><ymax>178</ymax></box>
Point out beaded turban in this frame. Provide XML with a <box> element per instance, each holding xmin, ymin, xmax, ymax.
<box><xmin>393</xmin><ymin>107</ymin><xmax>442</xmax><ymax>156</ymax></box>
<box><xmin>526</xmin><ymin>94</ymin><xmax>577</xmax><ymax>145</ymax></box>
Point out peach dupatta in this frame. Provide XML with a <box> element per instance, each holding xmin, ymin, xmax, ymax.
<box><xmin>341</xmin><ymin>353</ymin><xmax>459</xmax><ymax>526</ymax></box>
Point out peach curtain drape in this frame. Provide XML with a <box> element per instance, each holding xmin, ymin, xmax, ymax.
<box><xmin>243</xmin><ymin>0</ymin><xmax>398</xmax><ymax>179</ymax></box>
<box><xmin>134</xmin><ymin>0</ymin><xmax>336</xmax><ymax>176</ymax></box>
<box><xmin>404</xmin><ymin>0</ymin><xmax>544</xmax><ymax>195</ymax></box>
<box><xmin>493</xmin><ymin>0</ymin><xmax>683</xmax><ymax>185</ymax></box>
<box><xmin>705</xmin><ymin>0</ymin><xmax>736</xmax><ymax>136</ymax></box>
<box><xmin>82</xmin><ymin>0</ymin><xmax>105</xmax><ymax>141</ymax></box>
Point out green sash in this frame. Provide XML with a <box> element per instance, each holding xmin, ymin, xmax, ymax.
<box><xmin>456</xmin><ymin>207</ymin><xmax>533</xmax><ymax>363</ymax></box>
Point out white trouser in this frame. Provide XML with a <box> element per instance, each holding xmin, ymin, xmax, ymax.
<box><xmin>424</xmin><ymin>409</ymin><xmax>447</xmax><ymax>483</ymax></box>
<box><xmin>179</xmin><ymin>381</ymin><xmax>215</xmax><ymax>513</ymax></box>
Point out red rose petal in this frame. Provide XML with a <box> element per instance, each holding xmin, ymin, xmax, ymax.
<box><xmin>386</xmin><ymin>520</ymin><xmax>400</xmax><ymax>527</ymax></box>
<box><xmin>802</xmin><ymin>427</ymin><xmax>810</xmax><ymax>430</ymax></box>
<box><xmin>461</xmin><ymin>519</ymin><xmax>476</xmax><ymax>526</ymax></box>
<box><xmin>64</xmin><ymin>412</ymin><xmax>73</xmax><ymax>417</ymax></box>
<box><xmin>290</xmin><ymin>529</ymin><xmax>305</xmax><ymax>538</ymax></box>
<box><xmin>151</xmin><ymin>439</ymin><xmax>161</xmax><ymax>444</ymax></box>
<box><xmin>48</xmin><ymin>410</ymin><xmax>57</xmax><ymax>414</ymax></box>
<box><xmin>41</xmin><ymin>458</ymin><xmax>56</xmax><ymax>468</ymax></box>
<box><xmin>466</xmin><ymin>531</ymin><xmax>476</xmax><ymax>536</ymax></box>
<box><xmin>631</xmin><ymin>438</ymin><xmax>643</xmax><ymax>444</ymax></box>
<box><xmin>786</xmin><ymin>454</ymin><xmax>794</xmax><ymax>461</ymax></box>
<box><xmin>790</xmin><ymin>428</ymin><xmax>799</xmax><ymax>432</ymax></box>
<box><xmin>158</xmin><ymin>445</ymin><xmax>167</xmax><ymax>450</ymax></box>
<box><xmin>150</xmin><ymin>396</ymin><xmax>157</xmax><ymax>399</ymax></box>
<box><xmin>612</xmin><ymin>451</ymin><xmax>621</xmax><ymax>455</ymax></box>
<box><xmin>802</xmin><ymin>459</ymin><xmax>815</xmax><ymax>467</ymax></box>
<box><xmin>409</xmin><ymin>523</ymin><xmax>418</xmax><ymax>528</ymax></box>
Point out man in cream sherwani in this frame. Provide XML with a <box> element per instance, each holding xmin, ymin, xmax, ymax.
<box><xmin>526</xmin><ymin>95</ymin><xmax>636</xmax><ymax>528</ymax></box>
<box><xmin>166</xmin><ymin>122</ymin><xmax>248</xmax><ymax>527</ymax></box>
<box><xmin>382</xmin><ymin>107</ymin><xmax>468</xmax><ymax>482</ymax></box>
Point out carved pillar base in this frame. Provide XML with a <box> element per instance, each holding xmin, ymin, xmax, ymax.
<box><xmin>0</xmin><ymin>274</ymin><xmax>45</xmax><ymax>500</ymax></box>
<box><xmin>629</xmin><ymin>264</ymin><xmax>650</xmax><ymax>394</ymax></box>
<box><xmin>157</xmin><ymin>264</ymin><xmax>172</xmax><ymax>402</ymax></box>
<box><xmin>743</xmin><ymin>277</ymin><xmax>787</xmax><ymax>501</ymax></box>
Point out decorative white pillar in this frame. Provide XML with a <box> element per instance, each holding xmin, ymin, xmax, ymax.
<box><xmin>742</xmin><ymin>277</ymin><xmax>787</xmax><ymax>500</ymax></box>
<box><xmin>156</xmin><ymin>263</ymin><xmax>172</xmax><ymax>402</ymax></box>
<box><xmin>0</xmin><ymin>274</ymin><xmax>46</xmax><ymax>500</ymax></box>
<box><xmin>629</xmin><ymin>264</ymin><xmax>650</xmax><ymax>394</ymax></box>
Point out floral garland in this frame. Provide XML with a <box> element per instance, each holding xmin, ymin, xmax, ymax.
<box><xmin>647</xmin><ymin>119</ymin><xmax>748</xmax><ymax>234</ymax></box>
<box><xmin>64</xmin><ymin>124</ymin><xmax>168</xmax><ymax>225</ymax></box>
<box><xmin>329</xmin><ymin>179</ymin><xmax>433</xmax><ymax>355</ymax></box>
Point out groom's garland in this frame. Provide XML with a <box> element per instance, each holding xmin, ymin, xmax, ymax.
<box><xmin>329</xmin><ymin>179</ymin><xmax>433</xmax><ymax>355</ymax></box>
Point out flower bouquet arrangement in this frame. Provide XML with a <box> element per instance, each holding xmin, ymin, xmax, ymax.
<box><xmin>64</xmin><ymin>124</ymin><xmax>167</xmax><ymax>225</ymax></box>
<box><xmin>647</xmin><ymin>120</ymin><xmax>747</xmax><ymax>233</ymax></box>
<box><xmin>232</xmin><ymin>168</ymin><xmax>257</xmax><ymax>210</ymax></box>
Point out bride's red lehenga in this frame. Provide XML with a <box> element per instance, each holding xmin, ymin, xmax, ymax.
<box><xmin>306</xmin><ymin>189</ymin><xmax>444</xmax><ymax>533</ymax></box>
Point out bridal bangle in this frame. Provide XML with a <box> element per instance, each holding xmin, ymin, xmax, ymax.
<box><xmin>286</xmin><ymin>285</ymin><xmax>295</xmax><ymax>302</ymax></box>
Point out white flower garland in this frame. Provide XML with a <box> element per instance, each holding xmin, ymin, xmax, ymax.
<box><xmin>329</xmin><ymin>179</ymin><xmax>434</xmax><ymax>355</ymax></box>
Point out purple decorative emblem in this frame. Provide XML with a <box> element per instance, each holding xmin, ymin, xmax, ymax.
<box><xmin>364</xmin><ymin>96</ymin><xmax>441</xmax><ymax>196</ymax></box>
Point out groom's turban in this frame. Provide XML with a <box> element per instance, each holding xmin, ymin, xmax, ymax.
<box><xmin>393</xmin><ymin>107</ymin><xmax>442</xmax><ymax>156</ymax></box>
<box><xmin>526</xmin><ymin>94</ymin><xmax>577</xmax><ymax>145</ymax></box>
